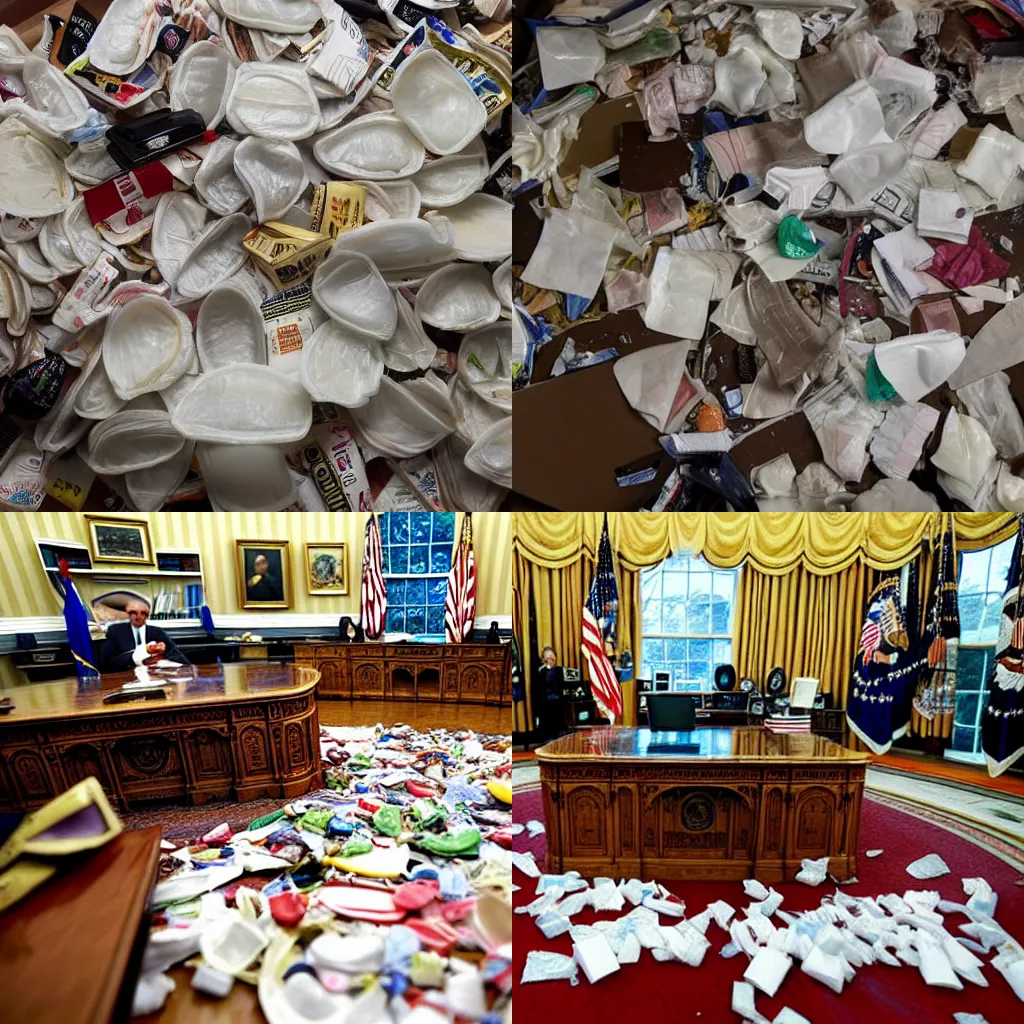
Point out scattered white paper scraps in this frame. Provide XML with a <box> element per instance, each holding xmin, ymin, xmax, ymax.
<box><xmin>509</xmin><ymin>823</ymin><xmax>525</xmax><ymax>836</ymax></box>
<box><xmin>906</xmin><ymin>853</ymin><xmax>951</xmax><ymax>879</ymax></box>
<box><xmin>526</xmin><ymin>820</ymin><xmax>547</xmax><ymax>838</ymax></box>
<box><xmin>511</xmin><ymin>850</ymin><xmax>541</xmax><ymax>878</ymax></box>
<box><xmin>1000</xmin><ymin>236</ymin><xmax>1014</xmax><ymax>254</ymax></box>
<box><xmin>795</xmin><ymin>856</ymin><xmax>830</xmax><ymax>886</ymax></box>
<box><xmin>866</xmin><ymin>849</ymin><xmax>884</xmax><ymax>858</ymax></box>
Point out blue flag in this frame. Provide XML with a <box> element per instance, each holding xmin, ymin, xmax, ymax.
<box><xmin>57</xmin><ymin>560</ymin><xmax>97</xmax><ymax>681</ymax></box>
<box><xmin>200</xmin><ymin>604</ymin><xmax>216</xmax><ymax>636</ymax></box>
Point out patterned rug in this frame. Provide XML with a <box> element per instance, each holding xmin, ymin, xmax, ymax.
<box><xmin>121</xmin><ymin>796</ymin><xmax>299</xmax><ymax>840</ymax></box>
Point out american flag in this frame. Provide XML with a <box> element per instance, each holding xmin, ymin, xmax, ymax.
<box><xmin>360</xmin><ymin>514</ymin><xmax>387</xmax><ymax>640</ymax></box>
<box><xmin>445</xmin><ymin>513</ymin><xmax>476</xmax><ymax>643</ymax></box>
<box><xmin>581</xmin><ymin>516</ymin><xmax>622</xmax><ymax>723</ymax></box>
<box><xmin>859</xmin><ymin>617</ymin><xmax>881</xmax><ymax>660</ymax></box>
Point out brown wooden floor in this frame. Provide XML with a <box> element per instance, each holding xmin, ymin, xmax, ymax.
<box><xmin>317</xmin><ymin>699</ymin><xmax>511</xmax><ymax>735</ymax></box>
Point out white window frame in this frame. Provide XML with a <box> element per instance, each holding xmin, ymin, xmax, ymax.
<box><xmin>379</xmin><ymin>512</ymin><xmax>454</xmax><ymax>636</ymax></box>
<box><xmin>640</xmin><ymin>552</ymin><xmax>741</xmax><ymax>692</ymax></box>
<box><xmin>946</xmin><ymin>536</ymin><xmax>1016</xmax><ymax>765</ymax></box>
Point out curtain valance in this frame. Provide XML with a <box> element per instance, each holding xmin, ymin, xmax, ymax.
<box><xmin>512</xmin><ymin>512</ymin><xmax>1018</xmax><ymax>576</ymax></box>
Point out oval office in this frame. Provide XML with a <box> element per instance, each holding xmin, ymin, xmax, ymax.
<box><xmin>0</xmin><ymin>510</ymin><xmax>512</xmax><ymax>1023</ymax></box>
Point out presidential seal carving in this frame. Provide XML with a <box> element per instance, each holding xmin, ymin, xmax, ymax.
<box><xmin>681</xmin><ymin>792</ymin><xmax>714</xmax><ymax>831</ymax></box>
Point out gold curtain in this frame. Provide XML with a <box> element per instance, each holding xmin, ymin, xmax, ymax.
<box><xmin>732</xmin><ymin>561</ymin><xmax>877</xmax><ymax>708</ymax></box>
<box><xmin>512</xmin><ymin>512</ymin><xmax>1017</xmax><ymax>574</ymax></box>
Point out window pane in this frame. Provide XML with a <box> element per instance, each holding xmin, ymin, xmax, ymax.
<box><xmin>662</xmin><ymin>571</ymin><xmax>686</xmax><ymax>633</ymax></box>
<box><xmin>388</xmin><ymin>513</ymin><xmax>409</xmax><ymax>544</ymax></box>
<box><xmin>688</xmin><ymin>574</ymin><xmax>711</xmax><ymax>634</ymax></box>
<box><xmin>407</xmin><ymin>608</ymin><xmax>426</xmax><ymax>633</ymax></box>
<box><xmin>690</xmin><ymin>638</ymin><xmax>711</xmax><ymax>665</ymax></box>
<box><xmin>957</xmin><ymin>648</ymin><xmax>990</xmax><ymax>692</ymax></box>
<box><xmin>954</xmin><ymin>690</ymin><xmax>980</xmax><ymax>729</ymax></box>
<box><xmin>712</xmin><ymin>572</ymin><xmax>733</xmax><ymax>633</ymax></box>
<box><xmin>429</xmin><ymin>578</ymin><xmax>448</xmax><ymax>604</ymax></box>
<box><xmin>430</xmin><ymin>546</ymin><xmax>450</xmax><ymax>573</ymax></box>
<box><xmin>644</xmin><ymin>639</ymin><xmax>664</xmax><ymax>671</ymax></box>
<box><xmin>951</xmin><ymin>725</ymin><xmax>976</xmax><ymax>753</ymax></box>
<box><xmin>406</xmin><ymin>579</ymin><xmax>426</xmax><ymax>606</ymax></box>
<box><xmin>387</xmin><ymin>607</ymin><xmax>405</xmax><ymax>632</ymax></box>
<box><xmin>432</xmin><ymin>513</ymin><xmax>455</xmax><ymax>543</ymax></box>
<box><xmin>410</xmin><ymin>513</ymin><xmax>432</xmax><ymax>544</ymax></box>
<box><xmin>641</xmin><ymin>572</ymin><xmax>662</xmax><ymax>634</ymax></box>
<box><xmin>714</xmin><ymin>639</ymin><xmax>732</xmax><ymax>666</ymax></box>
<box><xmin>427</xmin><ymin>607</ymin><xmax>445</xmax><ymax>634</ymax></box>
<box><xmin>387</xmin><ymin>579</ymin><xmax>406</xmax><ymax>605</ymax></box>
<box><xmin>390</xmin><ymin>546</ymin><xmax>409</xmax><ymax>573</ymax></box>
<box><xmin>409</xmin><ymin>545</ymin><xmax>428</xmax><ymax>574</ymax></box>
<box><xmin>666</xmin><ymin>638</ymin><xmax>687</xmax><ymax>664</ymax></box>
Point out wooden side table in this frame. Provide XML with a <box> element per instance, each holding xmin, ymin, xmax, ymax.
<box><xmin>0</xmin><ymin>825</ymin><xmax>161</xmax><ymax>1023</ymax></box>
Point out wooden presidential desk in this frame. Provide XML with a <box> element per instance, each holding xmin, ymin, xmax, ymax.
<box><xmin>536</xmin><ymin>726</ymin><xmax>870</xmax><ymax>883</ymax></box>
<box><xmin>293</xmin><ymin>641</ymin><xmax>512</xmax><ymax>705</ymax></box>
<box><xmin>0</xmin><ymin>663</ymin><xmax>322</xmax><ymax>813</ymax></box>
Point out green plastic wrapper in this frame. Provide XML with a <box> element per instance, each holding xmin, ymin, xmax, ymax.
<box><xmin>412</xmin><ymin>798</ymin><xmax>444</xmax><ymax>827</ymax></box>
<box><xmin>777</xmin><ymin>215</ymin><xmax>822</xmax><ymax>259</ymax></box>
<box><xmin>373</xmin><ymin>804</ymin><xmax>402</xmax><ymax>837</ymax></box>
<box><xmin>299</xmin><ymin>808</ymin><xmax>334</xmax><ymax>835</ymax></box>
<box><xmin>416</xmin><ymin>829</ymin><xmax>481</xmax><ymax>858</ymax></box>
<box><xmin>341</xmin><ymin>835</ymin><xmax>373</xmax><ymax>856</ymax></box>
<box><xmin>866</xmin><ymin>351</ymin><xmax>898</xmax><ymax>402</ymax></box>
<box><xmin>248</xmin><ymin>808</ymin><xmax>287</xmax><ymax>830</ymax></box>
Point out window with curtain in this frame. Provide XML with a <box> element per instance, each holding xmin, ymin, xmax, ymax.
<box><xmin>379</xmin><ymin>512</ymin><xmax>454</xmax><ymax>636</ymax></box>
<box><xmin>949</xmin><ymin>535</ymin><xmax>1016</xmax><ymax>762</ymax></box>
<box><xmin>640</xmin><ymin>552</ymin><xmax>741</xmax><ymax>691</ymax></box>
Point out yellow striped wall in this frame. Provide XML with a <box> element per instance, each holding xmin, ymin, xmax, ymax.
<box><xmin>0</xmin><ymin>512</ymin><xmax>511</xmax><ymax>619</ymax></box>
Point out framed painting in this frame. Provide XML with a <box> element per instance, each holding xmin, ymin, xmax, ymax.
<box><xmin>236</xmin><ymin>540</ymin><xmax>291</xmax><ymax>610</ymax></box>
<box><xmin>84</xmin><ymin>516</ymin><xmax>153</xmax><ymax>565</ymax></box>
<box><xmin>305</xmin><ymin>543</ymin><xmax>347</xmax><ymax>596</ymax></box>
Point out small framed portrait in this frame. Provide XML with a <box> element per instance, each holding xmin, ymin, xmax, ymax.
<box><xmin>85</xmin><ymin>516</ymin><xmax>153</xmax><ymax>565</ymax></box>
<box><xmin>305</xmin><ymin>543</ymin><xmax>347</xmax><ymax>596</ymax></box>
<box><xmin>236</xmin><ymin>540</ymin><xmax>291</xmax><ymax>610</ymax></box>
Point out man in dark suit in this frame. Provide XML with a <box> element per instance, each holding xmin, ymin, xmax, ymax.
<box><xmin>102</xmin><ymin>599</ymin><xmax>186</xmax><ymax>672</ymax></box>
<box><xmin>246</xmin><ymin>554</ymin><xmax>283</xmax><ymax>602</ymax></box>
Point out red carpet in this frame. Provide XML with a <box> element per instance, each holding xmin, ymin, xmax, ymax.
<box><xmin>513</xmin><ymin>786</ymin><xmax>1024</xmax><ymax>1024</ymax></box>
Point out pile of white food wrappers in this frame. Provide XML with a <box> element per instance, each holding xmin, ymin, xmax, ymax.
<box><xmin>0</xmin><ymin>0</ymin><xmax>512</xmax><ymax>512</ymax></box>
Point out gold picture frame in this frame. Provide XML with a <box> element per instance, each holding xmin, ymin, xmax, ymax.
<box><xmin>84</xmin><ymin>516</ymin><xmax>153</xmax><ymax>565</ymax></box>
<box><xmin>235</xmin><ymin>540</ymin><xmax>291</xmax><ymax>610</ymax></box>
<box><xmin>305</xmin><ymin>543</ymin><xmax>347</xmax><ymax>596</ymax></box>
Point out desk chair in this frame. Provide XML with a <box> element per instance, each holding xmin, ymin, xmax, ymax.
<box><xmin>648</xmin><ymin>694</ymin><xmax>697</xmax><ymax>731</ymax></box>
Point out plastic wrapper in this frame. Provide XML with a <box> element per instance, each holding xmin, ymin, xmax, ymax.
<box><xmin>803</xmin><ymin>373</ymin><xmax>885</xmax><ymax>483</ymax></box>
<box><xmin>225</xmin><ymin>61</ymin><xmax>321</xmax><ymax>141</ymax></box>
<box><xmin>169</xmin><ymin>364</ymin><xmax>312</xmax><ymax>444</ymax></box>
<box><xmin>391</xmin><ymin>48</ymin><xmax>488</xmax><ymax>156</ymax></box>
<box><xmin>168</xmin><ymin>41</ymin><xmax>233</xmax><ymax>129</ymax></box>
<box><xmin>314</xmin><ymin>113</ymin><xmax>425</xmax><ymax>181</ymax></box>
<box><xmin>535</xmin><ymin>27</ymin><xmax>605</xmax><ymax>92</ymax></box>
<box><xmin>520</xmin><ymin>950</ymin><xmax>578</xmax><ymax>986</ymax></box>
<box><xmin>233</xmin><ymin>138</ymin><xmax>308</xmax><ymax>225</ymax></box>
<box><xmin>956</xmin><ymin>372</ymin><xmax>1024</xmax><ymax>459</ymax></box>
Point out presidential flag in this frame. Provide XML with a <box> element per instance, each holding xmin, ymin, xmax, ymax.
<box><xmin>56</xmin><ymin>558</ymin><xmax>98</xmax><ymax>680</ymax></box>
<box><xmin>445</xmin><ymin>513</ymin><xmax>476</xmax><ymax>643</ymax></box>
<box><xmin>582</xmin><ymin>516</ymin><xmax>622</xmax><ymax>723</ymax></box>
<box><xmin>360</xmin><ymin>514</ymin><xmax>387</xmax><ymax>640</ymax></box>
